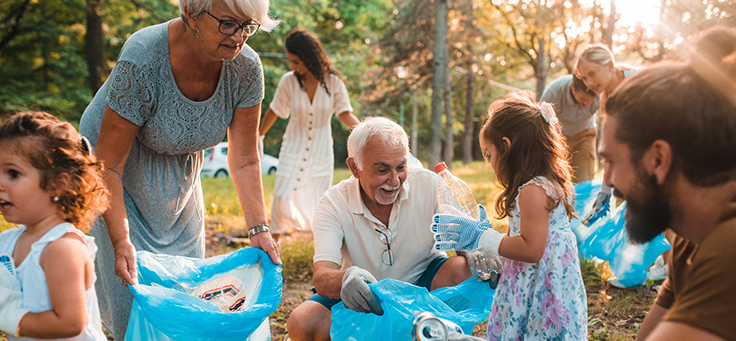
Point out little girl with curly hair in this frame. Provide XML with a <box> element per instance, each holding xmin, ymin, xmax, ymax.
<box><xmin>432</xmin><ymin>92</ymin><xmax>587</xmax><ymax>340</ymax></box>
<box><xmin>0</xmin><ymin>111</ymin><xmax>109</xmax><ymax>340</ymax></box>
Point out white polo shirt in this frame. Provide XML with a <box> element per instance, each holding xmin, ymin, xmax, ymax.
<box><xmin>312</xmin><ymin>167</ymin><xmax>445</xmax><ymax>284</ymax></box>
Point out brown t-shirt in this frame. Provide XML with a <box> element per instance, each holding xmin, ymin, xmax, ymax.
<box><xmin>655</xmin><ymin>200</ymin><xmax>736</xmax><ymax>340</ymax></box>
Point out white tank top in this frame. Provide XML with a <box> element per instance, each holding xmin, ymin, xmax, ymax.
<box><xmin>0</xmin><ymin>223</ymin><xmax>106</xmax><ymax>341</ymax></box>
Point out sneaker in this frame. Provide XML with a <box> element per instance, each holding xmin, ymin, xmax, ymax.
<box><xmin>646</xmin><ymin>255</ymin><xmax>668</xmax><ymax>281</ymax></box>
<box><xmin>607</xmin><ymin>277</ymin><xmax>626</xmax><ymax>288</ymax></box>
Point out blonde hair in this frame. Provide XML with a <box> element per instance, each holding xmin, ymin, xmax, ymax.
<box><xmin>575</xmin><ymin>44</ymin><xmax>615</xmax><ymax>74</ymax></box>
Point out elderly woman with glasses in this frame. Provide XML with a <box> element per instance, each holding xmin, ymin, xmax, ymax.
<box><xmin>79</xmin><ymin>0</ymin><xmax>280</xmax><ymax>338</ymax></box>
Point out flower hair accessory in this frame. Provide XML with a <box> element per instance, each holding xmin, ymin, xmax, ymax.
<box><xmin>540</xmin><ymin>102</ymin><xmax>558</xmax><ymax>125</ymax></box>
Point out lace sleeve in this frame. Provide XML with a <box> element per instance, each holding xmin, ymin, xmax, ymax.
<box><xmin>520</xmin><ymin>176</ymin><xmax>561</xmax><ymax>201</ymax></box>
<box><xmin>235</xmin><ymin>55</ymin><xmax>265</xmax><ymax>109</ymax></box>
<box><xmin>106</xmin><ymin>60</ymin><xmax>154</xmax><ymax>126</ymax></box>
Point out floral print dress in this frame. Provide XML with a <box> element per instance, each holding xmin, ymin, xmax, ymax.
<box><xmin>486</xmin><ymin>177</ymin><xmax>587</xmax><ymax>340</ymax></box>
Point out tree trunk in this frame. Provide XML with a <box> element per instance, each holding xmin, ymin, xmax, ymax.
<box><xmin>654</xmin><ymin>0</ymin><xmax>667</xmax><ymax>61</ymax></box>
<box><xmin>85</xmin><ymin>0</ymin><xmax>106</xmax><ymax>94</ymax></box>
<box><xmin>430</xmin><ymin>0</ymin><xmax>449</xmax><ymax>168</ymax></box>
<box><xmin>463</xmin><ymin>63</ymin><xmax>475</xmax><ymax>164</ymax></box>
<box><xmin>462</xmin><ymin>0</ymin><xmax>475</xmax><ymax>165</ymax></box>
<box><xmin>444</xmin><ymin>73</ymin><xmax>453</xmax><ymax>168</ymax></box>
<box><xmin>412</xmin><ymin>89</ymin><xmax>418</xmax><ymax>156</ymax></box>
<box><xmin>535</xmin><ymin>38</ymin><xmax>547</xmax><ymax>100</ymax></box>
<box><xmin>603</xmin><ymin>0</ymin><xmax>616</xmax><ymax>50</ymax></box>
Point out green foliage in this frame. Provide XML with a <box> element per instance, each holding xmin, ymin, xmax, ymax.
<box><xmin>280</xmin><ymin>237</ymin><xmax>314</xmax><ymax>282</ymax></box>
<box><xmin>0</xmin><ymin>0</ymin><xmax>91</xmax><ymax>118</ymax></box>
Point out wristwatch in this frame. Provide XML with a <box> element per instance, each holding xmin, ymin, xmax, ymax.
<box><xmin>248</xmin><ymin>224</ymin><xmax>270</xmax><ymax>238</ymax></box>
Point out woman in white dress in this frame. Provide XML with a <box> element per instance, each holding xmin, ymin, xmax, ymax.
<box><xmin>259</xmin><ymin>28</ymin><xmax>360</xmax><ymax>240</ymax></box>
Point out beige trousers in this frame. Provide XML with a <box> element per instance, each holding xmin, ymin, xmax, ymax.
<box><xmin>566</xmin><ymin>128</ymin><xmax>598</xmax><ymax>183</ymax></box>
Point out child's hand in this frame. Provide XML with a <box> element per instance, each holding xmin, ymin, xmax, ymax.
<box><xmin>432</xmin><ymin>205</ymin><xmax>494</xmax><ymax>252</ymax></box>
<box><xmin>0</xmin><ymin>255</ymin><xmax>30</xmax><ymax>337</ymax></box>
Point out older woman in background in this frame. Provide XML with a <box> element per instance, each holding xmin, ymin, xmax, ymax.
<box><xmin>79</xmin><ymin>0</ymin><xmax>280</xmax><ymax>338</ymax></box>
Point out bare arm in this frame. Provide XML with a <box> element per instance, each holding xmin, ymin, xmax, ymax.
<box><xmin>18</xmin><ymin>235</ymin><xmax>91</xmax><ymax>338</ymax></box>
<box><xmin>258</xmin><ymin>108</ymin><xmax>279</xmax><ymax>137</ymax></box>
<box><xmin>95</xmin><ymin>105</ymin><xmax>139</xmax><ymax>284</ymax></box>
<box><xmin>313</xmin><ymin>261</ymin><xmax>345</xmax><ymax>299</ymax></box>
<box><xmin>228</xmin><ymin>104</ymin><xmax>281</xmax><ymax>264</ymax></box>
<box><xmin>637</xmin><ymin>303</ymin><xmax>669</xmax><ymax>341</ymax></box>
<box><xmin>337</xmin><ymin>111</ymin><xmax>360</xmax><ymax>129</ymax></box>
<box><xmin>497</xmin><ymin>185</ymin><xmax>549</xmax><ymax>263</ymax></box>
<box><xmin>645</xmin><ymin>322</ymin><xmax>726</xmax><ymax>341</ymax></box>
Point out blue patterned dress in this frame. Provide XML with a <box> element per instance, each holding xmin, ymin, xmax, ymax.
<box><xmin>486</xmin><ymin>177</ymin><xmax>587</xmax><ymax>340</ymax></box>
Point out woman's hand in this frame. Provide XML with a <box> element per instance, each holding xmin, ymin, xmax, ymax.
<box><xmin>250</xmin><ymin>232</ymin><xmax>282</xmax><ymax>265</ymax></box>
<box><xmin>112</xmin><ymin>238</ymin><xmax>137</xmax><ymax>285</ymax></box>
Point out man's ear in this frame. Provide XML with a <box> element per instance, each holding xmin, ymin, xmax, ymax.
<box><xmin>502</xmin><ymin>137</ymin><xmax>511</xmax><ymax>150</ymax></box>
<box><xmin>346</xmin><ymin>157</ymin><xmax>361</xmax><ymax>178</ymax></box>
<box><xmin>643</xmin><ymin>140</ymin><xmax>673</xmax><ymax>185</ymax></box>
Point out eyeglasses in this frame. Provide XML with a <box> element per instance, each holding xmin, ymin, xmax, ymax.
<box><xmin>375</xmin><ymin>228</ymin><xmax>394</xmax><ymax>266</ymax></box>
<box><xmin>203</xmin><ymin>10</ymin><xmax>260</xmax><ymax>37</ymax></box>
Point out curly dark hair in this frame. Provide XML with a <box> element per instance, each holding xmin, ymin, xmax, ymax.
<box><xmin>285</xmin><ymin>28</ymin><xmax>345</xmax><ymax>96</ymax></box>
<box><xmin>481</xmin><ymin>91</ymin><xmax>576</xmax><ymax>220</ymax></box>
<box><xmin>0</xmin><ymin>112</ymin><xmax>109</xmax><ymax>231</ymax></box>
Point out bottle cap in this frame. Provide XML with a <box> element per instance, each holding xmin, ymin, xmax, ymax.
<box><xmin>433</xmin><ymin>162</ymin><xmax>447</xmax><ymax>173</ymax></box>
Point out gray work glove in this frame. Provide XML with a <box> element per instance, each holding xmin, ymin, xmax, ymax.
<box><xmin>0</xmin><ymin>255</ymin><xmax>30</xmax><ymax>337</ymax></box>
<box><xmin>340</xmin><ymin>266</ymin><xmax>384</xmax><ymax>315</ymax></box>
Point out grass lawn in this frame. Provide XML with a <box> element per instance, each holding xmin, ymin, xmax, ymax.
<box><xmin>0</xmin><ymin>161</ymin><xmax>657</xmax><ymax>341</ymax></box>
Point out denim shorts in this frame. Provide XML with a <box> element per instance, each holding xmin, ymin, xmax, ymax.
<box><xmin>306</xmin><ymin>256</ymin><xmax>450</xmax><ymax>310</ymax></box>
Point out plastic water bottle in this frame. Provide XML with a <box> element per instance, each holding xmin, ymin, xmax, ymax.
<box><xmin>434</xmin><ymin>162</ymin><xmax>500</xmax><ymax>282</ymax></box>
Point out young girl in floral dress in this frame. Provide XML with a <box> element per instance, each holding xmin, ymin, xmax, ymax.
<box><xmin>432</xmin><ymin>91</ymin><xmax>587</xmax><ymax>340</ymax></box>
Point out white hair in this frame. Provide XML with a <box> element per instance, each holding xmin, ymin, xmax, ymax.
<box><xmin>179</xmin><ymin>0</ymin><xmax>280</xmax><ymax>32</ymax></box>
<box><xmin>347</xmin><ymin>116</ymin><xmax>410</xmax><ymax>169</ymax></box>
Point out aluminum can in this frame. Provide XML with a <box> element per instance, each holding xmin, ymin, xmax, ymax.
<box><xmin>411</xmin><ymin>311</ymin><xmax>463</xmax><ymax>341</ymax></box>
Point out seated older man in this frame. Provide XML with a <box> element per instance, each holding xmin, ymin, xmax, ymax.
<box><xmin>286</xmin><ymin>117</ymin><xmax>472</xmax><ymax>341</ymax></box>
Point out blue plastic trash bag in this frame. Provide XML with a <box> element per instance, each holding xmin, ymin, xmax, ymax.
<box><xmin>330</xmin><ymin>277</ymin><xmax>494</xmax><ymax>340</ymax></box>
<box><xmin>570</xmin><ymin>179</ymin><xmax>605</xmax><ymax>246</ymax></box>
<box><xmin>581</xmin><ymin>202</ymin><xmax>671</xmax><ymax>287</ymax></box>
<box><xmin>124</xmin><ymin>247</ymin><xmax>282</xmax><ymax>341</ymax></box>
<box><xmin>571</xmin><ymin>180</ymin><xmax>671</xmax><ymax>287</ymax></box>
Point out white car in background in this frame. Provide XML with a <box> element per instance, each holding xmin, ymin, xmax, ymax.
<box><xmin>201</xmin><ymin>142</ymin><xmax>279</xmax><ymax>178</ymax></box>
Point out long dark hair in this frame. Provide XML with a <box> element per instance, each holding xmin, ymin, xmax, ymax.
<box><xmin>284</xmin><ymin>28</ymin><xmax>345</xmax><ymax>96</ymax></box>
<box><xmin>481</xmin><ymin>91</ymin><xmax>575</xmax><ymax>220</ymax></box>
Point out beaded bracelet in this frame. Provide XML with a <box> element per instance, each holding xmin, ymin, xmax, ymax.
<box><xmin>248</xmin><ymin>224</ymin><xmax>270</xmax><ymax>238</ymax></box>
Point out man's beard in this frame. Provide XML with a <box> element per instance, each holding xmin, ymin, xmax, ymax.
<box><xmin>624</xmin><ymin>169</ymin><xmax>672</xmax><ymax>244</ymax></box>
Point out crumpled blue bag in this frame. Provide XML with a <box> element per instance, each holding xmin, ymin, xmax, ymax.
<box><xmin>330</xmin><ymin>277</ymin><xmax>495</xmax><ymax>340</ymax></box>
<box><xmin>569</xmin><ymin>179</ymin><xmax>604</xmax><ymax>246</ymax></box>
<box><xmin>571</xmin><ymin>180</ymin><xmax>671</xmax><ymax>287</ymax></box>
<box><xmin>124</xmin><ymin>247</ymin><xmax>282</xmax><ymax>341</ymax></box>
